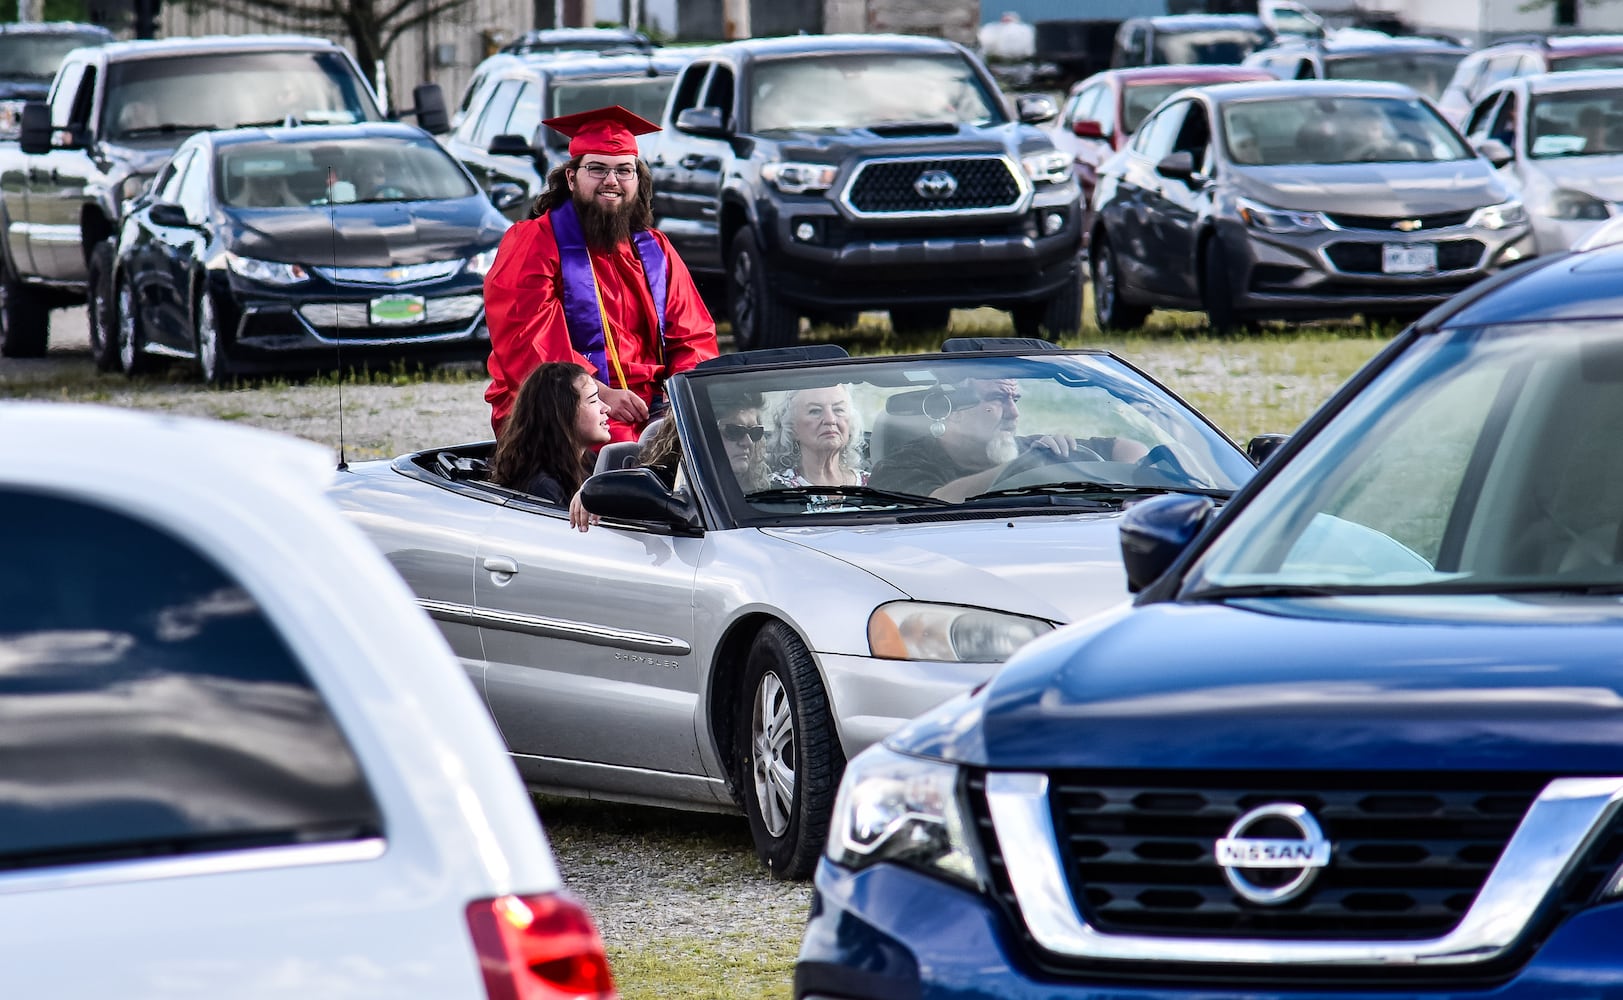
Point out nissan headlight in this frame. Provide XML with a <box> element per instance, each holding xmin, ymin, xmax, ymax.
<box><xmin>1468</xmin><ymin>199</ymin><xmax>1528</xmax><ymax>230</ymax></box>
<box><xmin>867</xmin><ymin>601</ymin><xmax>1052</xmax><ymax>663</ymax></box>
<box><xmin>465</xmin><ymin>246</ymin><xmax>501</xmax><ymax>276</ymax></box>
<box><xmin>1021</xmin><ymin>149</ymin><xmax>1072</xmax><ymax>184</ymax></box>
<box><xmin>1546</xmin><ymin>188</ymin><xmax>1612</xmax><ymax>222</ymax></box>
<box><xmin>761</xmin><ymin>161</ymin><xmax>838</xmax><ymax>195</ymax></box>
<box><xmin>225</xmin><ymin>252</ymin><xmax>309</xmax><ymax>285</ymax></box>
<box><xmin>1238</xmin><ymin>197</ymin><xmax>1330</xmax><ymax>234</ymax></box>
<box><xmin>828</xmin><ymin>744</ymin><xmax>981</xmax><ymax>887</ymax></box>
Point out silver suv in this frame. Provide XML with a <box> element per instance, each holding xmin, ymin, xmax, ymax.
<box><xmin>1089</xmin><ymin>79</ymin><xmax>1534</xmax><ymax>331</ymax></box>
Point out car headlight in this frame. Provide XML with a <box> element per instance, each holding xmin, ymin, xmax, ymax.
<box><xmin>1021</xmin><ymin>149</ymin><xmax>1072</xmax><ymax>184</ymax></box>
<box><xmin>1238</xmin><ymin>197</ymin><xmax>1330</xmax><ymax>234</ymax></box>
<box><xmin>465</xmin><ymin>246</ymin><xmax>501</xmax><ymax>276</ymax></box>
<box><xmin>0</xmin><ymin>99</ymin><xmax>25</xmax><ymax>140</ymax></box>
<box><xmin>1468</xmin><ymin>199</ymin><xmax>1528</xmax><ymax>230</ymax></box>
<box><xmin>225</xmin><ymin>252</ymin><xmax>309</xmax><ymax>285</ymax></box>
<box><xmin>867</xmin><ymin>601</ymin><xmax>1052</xmax><ymax>663</ymax></box>
<box><xmin>1546</xmin><ymin>188</ymin><xmax>1612</xmax><ymax>222</ymax></box>
<box><xmin>828</xmin><ymin>744</ymin><xmax>981</xmax><ymax>887</ymax></box>
<box><xmin>761</xmin><ymin>161</ymin><xmax>838</xmax><ymax>195</ymax></box>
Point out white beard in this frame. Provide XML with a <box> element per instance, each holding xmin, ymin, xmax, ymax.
<box><xmin>986</xmin><ymin>431</ymin><xmax>1018</xmax><ymax>465</ymax></box>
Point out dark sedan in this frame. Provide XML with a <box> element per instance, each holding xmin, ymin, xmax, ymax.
<box><xmin>112</xmin><ymin>122</ymin><xmax>510</xmax><ymax>382</ymax></box>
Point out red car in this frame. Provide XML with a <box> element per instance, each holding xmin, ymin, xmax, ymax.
<box><xmin>1046</xmin><ymin>65</ymin><xmax>1275</xmax><ymax>207</ymax></box>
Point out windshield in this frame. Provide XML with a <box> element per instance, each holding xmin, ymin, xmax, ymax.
<box><xmin>1123</xmin><ymin>82</ymin><xmax>1193</xmax><ymax>134</ymax></box>
<box><xmin>1223</xmin><ymin>94</ymin><xmax>1471</xmax><ymax>165</ymax></box>
<box><xmin>1529</xmin><ymin>89</ymin><xmax>1623</xmax><ymax>158</ymax></box>
<box><xmin>218</xmin><ymin>135</ymin><xmax>476</xmax><ymax>208</ymax></box>
<box><xmin>1551</xmin><ymin>53</ymin><xmax>1623</xmax><ymax>73</ymax></box>
<box><xmin>1324</xmin><ymin>52</ymin><xmax>1465</xmax><ymax>101</ymax></box>
<box><xmin>1153</xmin><ymin>27</ymin><xmax>1272</xmax><ymax>65</ymax></box>
<box><xmin>103</xmin><ymin>52</ymin><xmax>380</xmax><ymax>141</ymax></box>
<box><xmin>1185</xmin><ymin>321</ymin><xmax>1623</xmax><ymax>597</ymax></box>
<box><xmin>683</xmin><ymin>353</ymin><xmax>1253</xmax><ymax>520</ymax></box>
<box><xmin>546</xmin><ymin>76</ymin><xmax>675</xmax><ymax>144</ymax></box>
<box><xmin>749</xmin><ymin>53</ymin><xmax>1002</xmax><ymax>132</ymax></box>
<box><xmin>0</xmin><ymin>30</ymin><xmax>108</xmax><ymax>82</ymax></box>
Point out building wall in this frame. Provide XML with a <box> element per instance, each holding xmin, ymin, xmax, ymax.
<box><xmin>1375</xmin><ymin>0</ymin><xmax>1623</xmax><ymax>41</ymax></box>
<box><xmin>821</xmin><ymin>0</ymin><xmax>980</xmax><ymax>44</ymax></box>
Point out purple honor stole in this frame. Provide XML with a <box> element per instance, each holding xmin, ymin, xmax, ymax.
<box><xmin>549</xmin><ymin>200</ymin><xmax>668</xmax><ymax>390</ymax></box>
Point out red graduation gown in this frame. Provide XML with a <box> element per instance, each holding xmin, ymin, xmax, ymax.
<box><xmin>483</xmin><ymin>216</ymin><xmax>718</xmax><ymax>441</ymax></box>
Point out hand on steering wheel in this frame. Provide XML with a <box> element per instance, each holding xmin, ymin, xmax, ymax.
<box><xmin>988</xmin><ymin>436</ymin><xmax>1105</xmax><ymax>490</ymax></box>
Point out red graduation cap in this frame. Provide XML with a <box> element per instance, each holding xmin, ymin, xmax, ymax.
<box><xmin>542</xmin><ymin>105</ymin><xmax>661</xmax><ymax>157</ymax></box>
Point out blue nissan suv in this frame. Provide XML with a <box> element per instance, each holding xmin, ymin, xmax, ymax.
<box><xmin>796</xmin><ymin>244</ymin><xmax>1623</xmax><ymax>999</ymax></box>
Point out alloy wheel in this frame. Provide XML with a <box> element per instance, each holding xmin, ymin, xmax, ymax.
<box><xmin>197</xmin><ymin>293</ymin><xmax>220</xmax><ymax>383</ymax></box>
<box><xmin>117</xmin><ymin>281</ymin><xmax>137</xmax><ymax>373</ymax></box>
<box><xmin>750</xmin><ymin>670</ymin><xmax>796</xmax><ymax>838</ymax></box>
<box><xmin>731</xmin><ymin>248</ymin><xmax>756</xmax><ymax>347</ymax></box>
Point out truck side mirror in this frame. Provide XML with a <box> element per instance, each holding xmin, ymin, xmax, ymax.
<box><xmin>1119</xmin><ymin>493</ymin><xmax>1213</xmax><ymax>593</ymax></box>
<box><xmin>19</xmin><ymin>102</ymin><xmax>51</xmax><ymax>155</ymax></box>
<box><xmin>409</xmin><ymin>83</ymin><xmax>450</xmax><ymax>135</ymax></box>
<box><xmin>675</xmin><ymin>106</ymin><xmax>727</xmax><ymax>137</ymax></box>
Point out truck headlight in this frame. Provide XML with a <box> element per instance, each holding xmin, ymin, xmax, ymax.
<box><xmin>1468</xmin><ymin>199</ymin><xmax>1528</xmax><ymax>230</ymax></box>
<box><xmin>761</xmin><ymin>161</ymin><xmax>837</xmax><ymax>195</ymax></box>
<box><xmin>1238</xmin><ymin>197</ymin><xmax>1330</xmax><ymax>233</ymax></box>
<box><xmin>1021</xmin><ymin>149</ymin><xmax>1072</xmax><ymax>184</ymax></box>
<box><xmin>1546</xmin><ymin>188</ymin><xmax>1612</xmax><ymax>221</ymax></box>
<box><xmin>0</xmin><ymin>99</ymin><xmax>24</xmax><ymax>140</ymax></box>
<box><xmin>867</xmin><ymin>601</ymin><xmax>1052</xmax><ymax>663</ymax></box>
<box><xmin>464</xmin><ymin>246</ymin><xmax>501</xmax><ymax>276</ymax></box>
<box><xmin>828</xmin><ymin>744</ymin><xmax>981</xmax><ymax>888</ymax></box>
<box><xmin>225</xmin><ymin>252</ymin><xmax>309</xmax><ymax>285</ymax></box>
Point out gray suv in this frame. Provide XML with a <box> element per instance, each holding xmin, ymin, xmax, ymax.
<box><xmin>1089</xmin><ymin>79</ymin><xmax>1534</xmax><ymax>331</ymax></box>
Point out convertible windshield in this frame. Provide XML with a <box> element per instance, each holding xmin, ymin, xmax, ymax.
<box><xmin>686</xmin><ymin>352</ymin><xmax>1253</xmax><ymax>519</ymax></box>
<box><xmin>1223</xmin><ymin>95</ymin><xmax>1470</xmax><ymax>165</ymax></box>
<box><xmin>1185</xmin><ymin>320</ymin><xmax>1623</xmax><ymax>597</ymax></box>
<box><xmin>748</xmin><ymin>53</ymin><xmax>1002</xmax><ymax>132</ymax></box>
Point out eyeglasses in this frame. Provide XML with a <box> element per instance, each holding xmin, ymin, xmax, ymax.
<box><xmin>720</xmin><ymin>423</ymin><xmax>766</xmax><ymax>443</ymax></box>
<box><xmin>579</xmin><ymin>163</ymin><xmax>638</xmax><ymax>180</ymax></box>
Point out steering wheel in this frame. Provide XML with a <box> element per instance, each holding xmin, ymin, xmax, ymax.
<box><xmin>988</xmin><ymin>441</ymin><xmax>1105</xmax><ymax>491</ymax></box>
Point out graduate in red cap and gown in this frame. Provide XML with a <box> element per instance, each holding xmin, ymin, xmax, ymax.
<box><xmin>483</xmin><ymin>105</ymin><xmax>718</xmax><ymax>441</ymax></box>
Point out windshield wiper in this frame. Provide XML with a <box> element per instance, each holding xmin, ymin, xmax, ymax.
<box><xmin>746</xmin><ymin>485</ymin><xmax>948</xmax><ymax>508</ymax></box>
<box><xmin>118</xmin><ymin>123</ymin><xmax>216</xmax><ymax>137</ymax></box>
<box><xmin>966</xmin><ymin>481</ymin><xmax>1231</xmax><ymax>503</ymax></box>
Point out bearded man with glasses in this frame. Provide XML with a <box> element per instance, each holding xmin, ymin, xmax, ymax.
<box><xmin>484</xmin><ymin>105</ymin><xmax>718</xmax><ymax>442</ymax></box>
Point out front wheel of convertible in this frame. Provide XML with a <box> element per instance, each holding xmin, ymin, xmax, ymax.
<box><xmin>737</xmin><ymin>621</ymin><xmax>842</xmax><ymax>880</ymax></box>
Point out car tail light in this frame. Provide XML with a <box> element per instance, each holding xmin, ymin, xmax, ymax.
<box><xmin>466</xmin><ymin>892</ymin><xmax>617</xmax><ymax>999</ymax></box>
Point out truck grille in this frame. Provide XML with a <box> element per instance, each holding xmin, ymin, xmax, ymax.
<box><xmin>1043</xmin><ymin>771</ymin><xmax>1541</xmax><ymax>940</ymax></box>
<box><xmin>843</xmin><ymin>156</ymin><xmax>1023</xmax><ymax>216</ymax></box>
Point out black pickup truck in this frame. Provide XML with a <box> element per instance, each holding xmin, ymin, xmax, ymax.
<box><xmin>0</xmin><ymin>35</ymin><xmax>446</xmax><ymax>366</ymax></box>
<box><xmin>645</xmin><ymin>34</ymin><xmax>1084</xmax><ymax>348</ymax></box>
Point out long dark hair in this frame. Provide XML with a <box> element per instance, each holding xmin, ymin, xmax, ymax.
<box><xmin>529</xmin><ymin>153</ymin><xmax>655</xmax><ymax>230</ymax></box>
<box><xmin>491</xmin><ymin>362</ymin><xmax>596</xmax><ymax>497</ymax></box>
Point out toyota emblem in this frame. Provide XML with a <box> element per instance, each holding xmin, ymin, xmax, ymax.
<box><xmin>914</xmin><ymin>169</ymin><xmax>958</xmax><ymax>200</ymax></box>
<box><xmin>1214</xmin><ymin>802</ymin><xmax>1332</xmax><ymax>905</ymax></box>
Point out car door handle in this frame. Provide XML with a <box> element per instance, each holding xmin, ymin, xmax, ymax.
<box><xmin>482</xmin><ymin>556</ymin><xmax>518</xmax><ymax>575</ymax></box>
<box><xmin>679</xmin><ymin>154</ymin><xmax>704</xmax><ymax>169</ymax></box>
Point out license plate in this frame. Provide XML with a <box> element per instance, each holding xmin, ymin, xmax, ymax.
<box><xmin>370</xmin><ymin>294</ymin><xmax>426</xmax><ymax>326</ymax></box>
<box><xmin>1382</xmin><ymin>243</ymin><xmax>1437</xmax><ymax>274</ymax></box>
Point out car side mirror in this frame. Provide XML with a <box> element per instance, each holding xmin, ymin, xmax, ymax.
<box><xmin>147</xmin><ymin>201</ymin><xmax>189</xmax><ymax>227</ymax></box>
<box><xmin>1156</xmin><ymin>150</ymin><xmax>1200</xmax><ymax>183</ymax></box>
<box><xmin>1473</xmin><ymin>137</ymin><xmax>1513</xmax><ymax>168</ymax></box>
<box><xmin>1017</xmin><ymin>93</ymin><xmax>1058</xmax><ymax>125</ymax></box>
<box><xmin>19</xmin><ymin>102</ymin><xmax>52</xmax><ymax>155</ymax></box>
<box><xmin>581</xmin><ymin>467</ymin><xmax>702</xmax><ymax>532</ymax></box>
<box><xmin>1119</xmin><ymin>493</ymin><xmax>1214</xmax><ymax>593</ymax></box>
<box><xmin>487</xmin><ymin>133</ymin><xmax>533</xmax><ymax>157</ymax></box>
<box><xmin>488</xmin><ymin>181</ymin><xmax>526</xmax><ymax>212</ymax></box>
<box><xmin>675</xmin><ymin>106</ymin><xmax>728</xmax><ymax>137</ymax></box>
<box><xmin>1246</xmin><ymin>432</ymin><xmax>1290</xmax><ymax>465</ymax></box>
<box><xmin>409</xmin><ymin>83</ymin><xmax>450</xmax><ymax>135</ymax></box>
<box><xmin>1072</xmin><ymin>119</ymin><xmax>1106</xmax><ymax>139</ymax></box>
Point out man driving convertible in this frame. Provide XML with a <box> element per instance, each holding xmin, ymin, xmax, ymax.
<box><xmin>868</xmin><ymin>377</ymin><xmax>1147</xmax><ymax>502</ymax></box>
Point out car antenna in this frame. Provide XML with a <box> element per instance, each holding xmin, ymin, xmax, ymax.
<box><xmin>327</xmin><ymin>159</ymin><xmax>349</xmax><ymax>471</ymax></box>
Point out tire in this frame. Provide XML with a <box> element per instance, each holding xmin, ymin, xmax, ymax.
<box><xmin>86</xmin><ymin>240</ymin><xmax>120</xmax><ymax>372</ymax></box>
<box><xmin>1201</xmin><ymin>237</ymin><xmax>1249</xmax><ymax>335</ymax></box>
<box><xmin>1012</xmin><ymin>262</ymin><xmax>1084</xmax><ymax>339</ymax></box>
<box><xmin>728</xmin><ymin>229</ymin><xmax>800</xmax><ymax>351</ymax></box>
<box><xmin>193</xmin><ymin>284</ymin><xmax>232</xmax><ymax>385</ymax></box>
<box><xmin>116</xmin><ymin>274</ymin><xmax>155</xmax><ymax>376</ymax></box>
<box><xmin>1091</xmin><ymin>236</ymin><xmax>1149</xmax><ymax>331</ymax></box>
<box><xmin>0</xmin><ymin>262</ymin><xmax>50</xmax><ymax>358</ymax></box>
<box><xmin>736</xmin><ymin>621</ymin><xmax>843</xmax><ymax>880</ymax></box>
<box><xmin>888</xmin><ymin>306</ymin><xmax>952</xmax><ymax>337</ymax></box>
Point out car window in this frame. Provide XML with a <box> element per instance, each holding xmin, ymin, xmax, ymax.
<box><xmin>749</xmin><ymin>53</ymin><xmax>1002</xmax><ymax>131</ymax></box>
<box><xmin>548</xmin><ymin>74</ymin><xmax>675</xmax><ymax>129</ymax></box>
<box><xmin>1474</xmin><ymin>53</ymin><xmax>1525</xmax><ymax>98</ymax></box>
<box><xmin>1122</xmin><ymin>82</ymin><xmax>1194</xmax><ymax>135</ymax></box>
<box><xmin>0</xmin><ymin>488</ymin><xmax>382</xmax><ymax>873</ymax></box>
<box><xmin>49</xmin><ymin>60</ymin><xmax>85</xmax><ymax>129</ymax></box>
<box><xmin>1222</xmin><ymin>95</ymin><xmax>1471</xmax><ymax>165</ymax></box>
<box><xmin>0</xmin><ymin>28</ymin><xmax>109</xmax><ymax>82</ymax></box>
<box><xmin>1487</xmin><ymin>91</ymin><xmax>1518</xmax><ymax>150</ymax></box>
<box><xmin>219</xmin><ymin>135</ymin><xmax>477</xmax><ymax>207</ymax></box>
<box><xmin>702</xmin><ymin>64</ymin><xmax>735</xmax><ymax>125</ymax></box>
<box><xmin>1152</xmin><ymin>26</ymin><xmax>1272</xmax><ymax>65</ymax></box>
<box><xmin>1066</xmin><ymin>84</ymin><xmax>1103</xmax><ymax>127</ymax></box>
<box><xmin>175</xmin><ymin>150</ymin><xmax>211</xmax><ymax>220</ymax></box>
<box><xmin>155</xmin><ymin>148</ymin><xmax>191</xmax><ymax>203</ymax></box>
<box><xmin>1529</xmin><ymin>88</ymin><xmax>1623</xmax><ymax>157</ymax></box>
<box><xmin>1134</xmin><ymin>100</ymin><xmax>1189</xmax><ymax>161</ymax></box>
<box><xmin>1323</xmin><ymin>52</ymin><xmax>1465</xmax><ymax>102</ymax></box>
<box><xmin>667</xmin><ymin>62</ymin><xmax>710</xmax><ymax>119</ymax></box>
<box><xmin>1186</xmin><ymin>322</ymin><xmax>1623</xmax><ymax>592</ymax></box>
<box><xmin>1094</xmin><ymin>83</ymin><xmax>1118</xmax><ymax>134</ymax></box>
<box><xmin>1550</xmin><ymin>52</ymin><xmax>1623</xmax><ymax>72</ymax></box>
<box><xmin>1464</xmin><ymin>92</ymin><xmax>1506</xmax><ymax>141</ymax></box>
<box><xmin>471</xmin><ymin>79</ymin><xmax>522</xmax><ymax>148</ymax></box>
<box><xmin>504</xmin><ymin>81</ymin><xmax>541</xmax><ymax>142</ymax></box>
<box><xmin>1171</xmin><ymin>100</ymin><xmax>1213</xmax><ymax>173</ymax></box>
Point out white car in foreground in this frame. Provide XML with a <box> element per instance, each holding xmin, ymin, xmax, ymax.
<box><xmin>0</xmin><ymin>403</ymin><xmax>613</xmax><ymax>999</ymax></box>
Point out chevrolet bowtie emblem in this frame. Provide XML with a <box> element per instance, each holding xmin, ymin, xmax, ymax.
<box><xmin>1394</xmin><ymin>218</ymin><xmax>1422</xmax><ymax>232</ymax></box>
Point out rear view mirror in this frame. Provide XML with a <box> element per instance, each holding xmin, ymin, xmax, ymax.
<box><xmin>1072</xmin><ymin>119</ymin><xmax>1106</xmax><ymax>139</ymax></box>
<box><xmin>1119</xmin><ymin>493</ymin><xmax>1214</xmax><ymax>592</ymax></box>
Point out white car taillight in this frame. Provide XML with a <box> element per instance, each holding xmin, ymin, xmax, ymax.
<box><xmin>465</xmin><ymin>892</ymin><xmax>617</xmax><ymax>999</ymax></box>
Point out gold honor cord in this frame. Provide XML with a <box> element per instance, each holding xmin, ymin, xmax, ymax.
<box><xmin>587</xmin><ymin>256</ymin><xmax>630</xmax><ymax>390</ymax></box>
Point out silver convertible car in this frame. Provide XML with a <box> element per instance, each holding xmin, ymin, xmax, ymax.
<box><xmin>329</xmin><ymin>341</ymin><xmax>1258</xmax><ymax>877</ymax></box>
